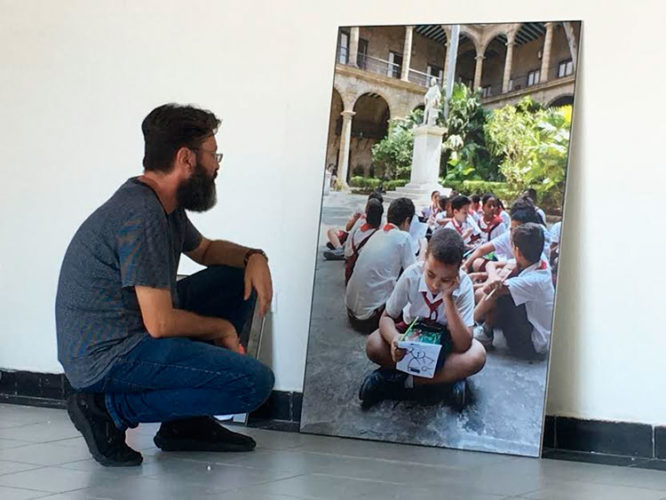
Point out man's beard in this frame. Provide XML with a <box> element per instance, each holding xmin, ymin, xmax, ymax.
<box><xmin>176</xmin><ymin>161</ymin><xmax>217</xmax><ymax>212</ymax></box>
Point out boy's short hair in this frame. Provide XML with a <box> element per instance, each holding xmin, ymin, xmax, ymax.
<box><xmin>512</xmin><ymin>222</ymin><xmax>544</xmax><ymax>263</ymax></box>
<box><xmin>387</xmin><ymin>197</ymin><xmax>415</xmax><ymax>226</ymax></box>
<box><xmin>365</xmin><ymin>199</ymin><xmax>383</xmax><ymax>228</ymax></box>
<box><xmin>368</xmin><ymin>190</ymin><xmax>384</xmax><ymax>204</ymax></box>
<box><xmin>523</xmin><ymin>188</ymin><xmax>538</xmax><ymax>204</ymax></box>
<box><xmin>428</xmin><ymin>228</ymin><xmax>465</xmax><ymax>265</ymax></box>
<box><xmin>471</xmin><ymin>194</ymin><xmax>481</xmax><ymax>204</ymax></box>
<box><xmin>450</xmin><ymin>195</ymin><xmax>471</xmax><ymax>212</ymax></box>
<box><xmin>509</xmin><ymin>198</ymin><xmax>541</xmax><ymax>224</ymax></box>
<box><xmin>437</xmin><ymin>195</ymin><xmax>449</xmax><ymax>211</ymax></box>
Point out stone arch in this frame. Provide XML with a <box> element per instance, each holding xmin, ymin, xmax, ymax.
<box><xmin>548</xmin><ymin>94</ymin><xmax>574</xmax><ymax>108</ymax></box>
<box><xmin>333</xmin><ymin>84</ymin><xmax>349</xmax><ymax>112</ymax></box>
<box><xmin>480</xmin><ymin>34</ymin><xmax>509</xmax><ymax>95</ymax></box>
<box><xmin>348</xmin><ymin>93</ymin><xmax>391</xmax><ymax>178</ymax></box>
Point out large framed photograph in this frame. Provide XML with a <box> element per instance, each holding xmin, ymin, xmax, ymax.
<box><xmin>301</xmin><ymin>21</ymin><xmax>581</xmax><ymax>457</ymax></box>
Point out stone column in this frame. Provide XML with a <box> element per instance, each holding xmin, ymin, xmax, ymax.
<box><xmin>401</xmin><ymin>25</ymin><xmax>413</xmax><ymax>82</ymax></box>
<box><xmin>349</xmin><ymin>27</ymin><xmax>360</xmax><ymax>67</ymax></box>
<box><xmin>473</xmin><ymin>53</ymin><xmax>485</xmax><ymax>90</ymax></box>
<box><xmin>442</xmin><ymin>41</ymin><xmax>450</xmax><ymax>85</ymax></box>
<box><xmin>540</xmin><ymin>22</ymin><xmax>554</xmax><ymax>83</ymax></box>
<box><xmin>336</xmin><ymin>110</ymin><xmax>355</xmax><ymax>189</ymax></box>
<box><xmin>502</xmin><ymin>35</ymin><xmax>515</xmax><ymax>93</ymax></box>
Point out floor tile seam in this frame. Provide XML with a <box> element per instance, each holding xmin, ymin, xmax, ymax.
<box><xmin>143</xmin><ymin>471</ymin><xmax>308</xmax><ymax>495</ymax></box>
<box><xmin>0</xmin><ymin>440</ymin><xmax>36</xmax><ymax>450</ymax></box>
<box><xmin>309</xmin><ymin>471</ymin><xmax>407</xmax><ymax>487</ymax></box>
<box><xmin>0</xmin><ymin>463</ymin><xmax>44</xmax><ymax>477</ymax></box>
<box><xmin>515</xmin><ymin>475</ymin><xmax>666</xmax><ymax>495</ymax></box>
<box><xmin>0</xmin><ymin>482</ymin><xmax>54</xmax><ymax>494</ymax></box>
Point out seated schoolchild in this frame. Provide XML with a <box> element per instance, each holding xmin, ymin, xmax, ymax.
<box><xmin>442</xmin><ymin>195</ymin><xmax>482</xmax><ymax>246</ymax></box>
<box><xmin>522</xmin><ymin>188</ymin><xmax>546</xmax><ymax>225</ymax></box>
<box><xmin>432</xmin><ymin>195</ymin><xmax>452</xmax><ymax>229</ymax></box>
<box><xmin>469</xmin><ymin>194</ymin><xmax>482</xmax><ymax>224</ymax></box>
<box><xmin>463</xmin><ymin>198</ymin><xmax>549</xmax><ymax>274</ymax></box>
<box><xmin>477</xmin><ymin>193</ymin><xmax>507</xmax><ymax>242</ymax></box>
<box><xmin>421</xmin><ymin>190</ymin><xmax>441</xmax><ymax>220</ymax></box>
<box><xmin>345</xmin><ymin>198</ymin><xmax>417</xmax><ymax>334</ymax></box>
<box><xmin>497</xmin><ymin>198</ymin><xmax>511</xmax><ymax>227</ymax></box>
<box><xmin>359</xmin><ymin>228</ymin><xmax>486</xmax><ymax>410</ymax></box>
<box><xmin>344</xmin><ymin>198</ymin><xmax>384</xmax><ymax>285</ymax></box>
<box><xmin>324</xmin><ymin>191</ymin><xmax>383</xmax><ymax>260</ymax></box>
<box><xmin>473</xmin><ymin>223</ymin><xmax>555</xmax><ymax>359</ymax></box>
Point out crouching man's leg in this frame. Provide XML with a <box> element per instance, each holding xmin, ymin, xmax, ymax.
<box><xmin>68</xmin><ymin>336</ymin><xmax>274</xmax><ymax>467</ymax></box>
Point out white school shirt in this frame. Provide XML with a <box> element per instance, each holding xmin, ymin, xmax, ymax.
<box><xmin>491</xmin><ymin>226</ymin><xmax>552</xmax><ymax>262</ymax></box>
<box><xmin>443</xmin><ymin>216</ymin><xmax>481</xmax><ymax>245</ymax></box>
<box><xmin>386</xmin><ymin>261</ymin><xmax>475</xmax><ymax>328</ymax></box>
<box><xmin>550</xmin><ymin>221</ymin><xmax>562</xmax><ymax>244</ymax></box>
<box><xmin>499</xmin><ymin>210</ymin><xmax>511</xmax><ymax>226</ymax></box>
<box><xmin>478</xmin><ymin>216</ymin><xmax>507</xmax><ymax>242</ymax></box>
<box><xmin>505</xmin><ymin>260</ymin><xmax>555</xmax><ymax>353</ymax></box>
<box><xmin>343</xmin><ymin>215</ymin><xmax>367</xmax><ymax>257</ymax></box>
<box><xmin>345</xmin><ymin>225</ymin><xmax>416</xmax><ymax>320</ymax></box>
<box><xmin>344</xmin><ymin>223</ymin><xmax>378</xmax><ymax>259</ymax></box>
<box><xmin>536</xmin><ymin>206</ymin><xmax>546</xmax><ymax>224</ymax></box>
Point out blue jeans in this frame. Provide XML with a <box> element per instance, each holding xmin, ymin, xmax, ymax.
<box><xmin>84</xmin><ymin>266</ymin><xmax>274</xmax><ymax>430</ymax></box>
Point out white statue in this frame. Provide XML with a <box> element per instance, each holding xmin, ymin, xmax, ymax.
<box><xmin>423</xmin><ymin>77</ymin><xmax>441</xmax><ymax>126</ymax></box>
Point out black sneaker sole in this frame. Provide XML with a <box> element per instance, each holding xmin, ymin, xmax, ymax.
<box><xmin>153</xmin><ymin>434</ymin><xmax>255</xmax><ymax>452</ymax></box>
<box><xmin>66</xmin><ymin>396</ymin><xmax>143</xmax><ymax>467</ymax></box>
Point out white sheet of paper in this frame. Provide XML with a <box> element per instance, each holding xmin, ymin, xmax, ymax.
<box><xmin>396</xmin><ymin>341</ymin><xmax>442</xmax><ymax>379</ymax></box>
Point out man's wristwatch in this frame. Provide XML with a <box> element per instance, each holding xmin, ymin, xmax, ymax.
<box><xmin>244</xmin><ymin>248</ymin><xmax>268</xmax><ymax>267</ymax></box>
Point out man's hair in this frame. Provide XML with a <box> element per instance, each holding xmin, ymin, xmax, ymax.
<box><xmin>450</xmin><ymin>195</ymin><xmax>471</xmax><ymax>212</ymax></box>
<box><xmin>428</xmin><ymin>228</ymin><xmax>465</xmax><ymax>265</ymax></box>
<box><xmin>510</xmin><ymin>198</ymin><xmax>543</xmax><ymax>225</ymax></box>
<box><xmin>142</xmin><ymin>103</ymin><xmax>221</xmax><ymax>173</ymax></box>
<box><xmin>387</xmin><ymin>197</ymin><xmax>415</xmax><ymax>226</ymax></box>
<box><xmin>368</xmin><ymin>190</ymin><xmax>384</xmax><ymax>204</ymax></box>
<box><xmin>437</xmin><ymin>195</ymin><xmax>449</xmax><ymax>211</ymax></box>
<box><xmin>365</xmin><ymin>199</ymin><xmax>383</xmax><ymax>228</ymax></box>
<box><xmin>512</xmin><ymin>222</ymin><xmax>544</xmax><ymax>264</ymax></box>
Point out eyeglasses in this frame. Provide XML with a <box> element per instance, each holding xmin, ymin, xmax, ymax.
<box><xmin>192</xmin><ymin>148</ymin><xmax>223</xmax><ymax>164</ymax></box>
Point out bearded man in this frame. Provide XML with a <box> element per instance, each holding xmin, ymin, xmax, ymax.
<box><xmin>55</xmin><ymin>104</ymin><xmax>274</xmax><ymax>466</ymax></box>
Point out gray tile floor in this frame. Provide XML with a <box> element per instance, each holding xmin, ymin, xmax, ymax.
<box><xmin>0</xmin><ymin>404</ymin><xmax>665</xmax><ymax>499</ymax></box>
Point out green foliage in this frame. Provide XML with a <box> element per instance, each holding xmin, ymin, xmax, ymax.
<box><xmin>349</xmin><ymin>176</ymin><xmax>382</xmax><ymax>191</ymax></box>
<box><xmin>371</xmin><ymin>109</ymin><xmax>423</xmax><ymax>180</ymax></box>
<box><xmin>485</xmin><ymin>97</ymin><xmax>571</xmax><ymax>211</ymax></box>
<box><xmin>442</xmin><ymin>179</ymin><xmax>520</xmax><ymax>205</ymax></box>
<box><xmin>441</xmin><ymin>83</ymin><xmax>501</xmax><ymax>184</ymax></box>
<box><xmin>384</xmin><ymin>178</ymin><xmax>409</xmax><ymax>191</ymax></box>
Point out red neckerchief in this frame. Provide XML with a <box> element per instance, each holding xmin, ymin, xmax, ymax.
<box><xmin>480</xmin><ymin>215</ymin><xmax>502</xmax><ymax>233</ymax></box>
<box><xmin>451</xmin><ymin>218</ymin><xmax>464</xmax><ymax>235</ymax></box>
<box><xmin>383</xmin><ymin>223</ymin><xmax>398</xmax><ymax>232</ymax></box>
<box><xmin>421</xmin><ymin>292</ymin><xmax>443</xmax><ymax>321</ymax></box>
<box><xmin>538</xmin><ymin>260</ymin><xmax>547</xmax><ymax>270</ymax></box>
<box><xmin>360</xmin><ymin>223</ymin><xmax>372</xmax><ymax>231</ymax></box>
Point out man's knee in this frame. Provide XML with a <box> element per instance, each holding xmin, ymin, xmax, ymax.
<box><xmin>245</xmin><ymin>360</ymin><xmax>274</xmax><ymax>409</ymax></box>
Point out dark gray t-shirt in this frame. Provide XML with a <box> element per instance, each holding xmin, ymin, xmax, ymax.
<box><xmin>55</xmin><ymin>178</ymin><xmax>202</xmax><ymax>388</ymax></box>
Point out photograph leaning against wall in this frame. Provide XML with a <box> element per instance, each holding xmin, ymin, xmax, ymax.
<box><xmin>301</xmin><ymin>21</ymin><xmax>581</xmax><ymax>457</ymax></box>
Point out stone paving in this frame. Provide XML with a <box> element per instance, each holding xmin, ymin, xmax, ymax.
<box><xmin>300</xmin><ymin>191</ymin><xmax>549</xmax><ymax>457</ymax></box>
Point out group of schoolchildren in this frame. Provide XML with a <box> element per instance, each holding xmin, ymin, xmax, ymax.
<box><xmin>323</xmin><ymin>187</ymin><xmax>559</xmax><ymax>411</ymax></box>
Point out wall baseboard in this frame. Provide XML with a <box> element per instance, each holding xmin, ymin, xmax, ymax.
<box><xmin>1</xmin><ymin>369</ymin><xmax>664</xmax><ymax>460</ymax></box>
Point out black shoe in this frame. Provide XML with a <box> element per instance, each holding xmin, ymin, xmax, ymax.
<box><xmin>449</xmin><ymin>379</ymin><xmax>469</xmax><ymax>412</ymax></box>
<box><xmin>326</xmin><ymin>242</ymin><xmax>335</xmax><ymax>250</ymax></box>
<box><xmin>323</xmin><ymin>248</ymin><xmax>345</xmax><ymax>261</ymax></box>
<box><xmin>358</xmin><ymin>368</ymin><xmax>409</xmax><ymax>409</ymax></box>
<box><xmin>154</xmin><ymin>416</ymin><xmax>256</xmax><ymax>452</ymax></box>
<box><xmin>66</xmin><ymin>393</ymin><xmax>143</xmax><ymax>467</ymax></box>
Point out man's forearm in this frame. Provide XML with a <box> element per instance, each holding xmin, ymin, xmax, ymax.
<box><xmin>202</xmin><ymin>239</ymin><xmax>250</xmax><ymax>268</ymax></box>
<box><xmin>156</xmin><ymin>309</ymin><xmax>235</xmax><ymax>340</ymax></box>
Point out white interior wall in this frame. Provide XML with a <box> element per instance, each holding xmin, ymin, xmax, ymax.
<box><xmin>1</xmin><ymin>0</ymin><xmax>664</xmax><ymax>425</ymax></box>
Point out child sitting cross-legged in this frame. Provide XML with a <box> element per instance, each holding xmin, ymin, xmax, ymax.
<box><xmin>473</xmin><ymin>223</ymin><xmax>554</xmax><ymax>359</ymax></box>
<box><xmin>359</xmin><ymin>228</ymin><xmax>487</xmax><ymax>411</ymax></box>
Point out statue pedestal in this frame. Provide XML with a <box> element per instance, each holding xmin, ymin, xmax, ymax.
<box><xmin>384</xmin><ymin>125</ymin><xmax>451</xmax><ymax>205</ymax></box>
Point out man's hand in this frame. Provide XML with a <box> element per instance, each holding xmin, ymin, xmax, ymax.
<box><xmin>391</xmin><ymin>336</ymin><xmax>406</xmax><ymax>363</ymax></box>
<box><xmin>213</xmin><ymin>319</ymin><xmax>241</xmax><ymax>353</ymax></box>
<box><xmin>244</xmin><ymin>254</ymin><xmax>273</xmax><ymax>316</ymax></box>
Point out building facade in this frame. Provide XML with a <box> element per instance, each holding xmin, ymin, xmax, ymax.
<box><xmin>327</xmin><ymin>22</ymin><xmax>580</xmax><ymax>186</ymax></box>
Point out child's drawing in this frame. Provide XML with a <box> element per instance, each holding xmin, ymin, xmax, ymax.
<box><xmin>397</xmin><ymin>341</ymin><xmax>442</xmax><ymax>379</ymax></box>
